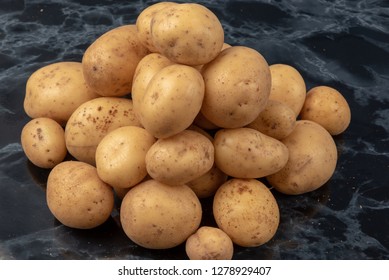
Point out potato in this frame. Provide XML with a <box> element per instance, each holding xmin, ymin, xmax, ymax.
<box><xmin>95</xmin><ymin>126</ymin><xmax>156</xmax><ymax>189</ymax></box>
<box><xmin>193</xmin><ymin>111</ymin><xmax>219</xmax><ymax>130</ymax></box>
<box><xmin>136</xmin><ymin>2</ymin><xmax>178</xmax><ymax>52</ymax></box>
<box><xmin>213</xmin><ymin>179</ymin><xmax>280</xmax><ymax>247</ymax></box>
<box><xmin>138</xmin><ymin>64</ymin><xmax>204</xmax><ymax>138</ymax></box>
<box><xmin>24</xmin><ymin>62</ymin><xmax>99</xmax><ymax>125</ymax></box>
<box><xmin>269</xmin><ymin>64</ymin><xmax>306</xmax><ymax>117</ymax></box>
<box><xmin>246</xmin><ymin>99</ymin><xmax>296</xmax><ymax>140</ymax></box>
<box><xmin>186</xmin><ymin>165</ymin><xmax>228</xmax><ymax>198</ymax></box>
<box><xmin>145</xmin><ymin>130</ymin><xmax>214</xmax><ymax>185</ymax></box>
<box><xmin>185</xmin><ymin>226</ymin><xmax>233</xmax><ymax>260</ymax></box>
<box><xmin>267</xmin><ymin>120</ymin><xmax>338</xmax><ymax>195</ymax></box>
<box><xmin>46</xmin><ymin>161</ymin><xmax>114</xmax><ymax>229</ymax></box>
<box><xmin>21</xmin><ymin>117</ymin><xmax>67</xmax><ymax>169</ymax></box>
<box><xmin>213</xmin><ymin>127</ymin><xmax>289</xmax><ymax>179</ymax></box>
<box><xmin>120</xmin><ymin>179</ymin><xmax>202</xmax><ymax>249</ymax></box>
<box><xmin>300</xmin><ymin>86</ymin><xmax>351</xmax><ymax>135</ymax></box>
<box><xmin>150</xmin><ymin>3</ymin><xmax>224</xmax><ymax>65</ymax></box>
<box><xmin>82</xmin><ymin>25</ymin><xmax>149</xmax><ymax>97</ymax></box>
<box><xmin>65</xmin><ymin>97</ymin><xmax>141</xmax><ymax>165</ymax></box>
<box><xmin>131</xmin><ymin>53</ymin><xmax>174</xmax><ymax>116</ymax></box>
<box><xmin>201</xmin><ymin>46</ymin><xmax>271</xmax><ymax>128</ymax></box>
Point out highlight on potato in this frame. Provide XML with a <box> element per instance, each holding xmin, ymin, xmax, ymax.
<box><xmin>20</xmin><ymin>1</ymin><xmax>351</xmax><ymax>260</ymax></box>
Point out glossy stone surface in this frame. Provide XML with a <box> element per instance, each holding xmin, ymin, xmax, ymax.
<box><xmin>1</xmin><ymin>0</ymin><xmax>388</xmax><ymax>259</ymax></box>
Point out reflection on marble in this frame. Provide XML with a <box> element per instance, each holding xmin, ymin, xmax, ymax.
<box><xmin>1</xmin><ymin>0</ymin><xmax>388</xmax><ymax>259</ymax></box>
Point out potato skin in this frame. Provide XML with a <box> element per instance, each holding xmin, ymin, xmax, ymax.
<box><xmin>82</xmin><ymin>25</ymin><xmax>149</xmax><ymax>97</ymax></box>
<box><xmin>213</xmin><ymin>179</ymin><xmax>280</xmax><ymax>247</ymax></box>
<box><xmin>201</xmin><ymin>46</ymin><xmax>271</xmax><ymax>128</ymax></box>
<box><xmin>46</xmin><ymin>161</ymin><xmax>114</xmax><ymax>229</ymax></box>
<box><xmin>120</xmin><ymin>179</ymin><xmax>202</xmax><ymax>249</ymax></box>
<box><xmin>300</xmin><ymin>86</ymin><xmax>351</xmax><ymax>135</ymax></box>
<box><xmin>21</xmin><ymin>117</ymin><xmax>67</xmax><ymax>169</ymax></box>
<box><xmin>213</xmin><ymin>127</ymin><xmax>289</xmax><ymax>179</ymax></box>
<box><xmin>185</xmin><ymin>226</ymin><xmax>233</xmax><ymax>260</ymax></box>
<box><xmin>267</xmin><ymin>120</ymin><xmax>338</xmax><ymax>195</ymax></box>
<box><xmin>24</xmin><ymin>62</ymin><xmax>99</xmax><ymax>125</ymax></box>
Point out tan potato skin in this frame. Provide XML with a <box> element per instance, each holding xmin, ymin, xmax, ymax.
<box><xmin>120</xmin><ymin>179</ymin><xmax>202</xmax><ymax>249</ymax></box>
<box><xmin>24</xmin><ymin>62</ymin><xmax>99</xmax><ymax>125</ymax></box>
<box><xmin>46</xmin><ymin>161</ymin><xmax>114</xmax><ymax>229</ymax></box>
<box><xmin>213</xmin><ymin>178</ymin><xmax>280</xmax><ymax>247</ymax></box>
<box><xmin>300</xmin><ymin>86</ymin><xmax>351</xmax><ymax>135</ymax></box>
<box><xmin>213</xmin><ymin>127</ymin><xmax>289</xmax><ymax>179</ymax></box>
<box><xmin>21</xmin><ymin>117</ymin><xmax>67</xmax><ymax>169</ymax></box>
<box><xmin>82</xmin><ymin>25</ymin><xmax>149</xmax><ymax>97</ymax></box>
<box><xmin>185</xmin><ymin>226</ymin><xmax>233</xmax><ymax>260</ymax></box>
<box><xmin>266</xmin><ymin>120</ymin><xmax>338</xmax><ymax>195</ymax></box>
<box><xmin>201</xmin><ymin>46</ymin><xmax>271</xmax><ymax>128</ymax></box>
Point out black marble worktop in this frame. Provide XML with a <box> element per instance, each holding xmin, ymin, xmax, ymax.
<box><xmin>1</xmin><ymin>0</ymin><xmax>388</xmax><ymax>259</ymax></box>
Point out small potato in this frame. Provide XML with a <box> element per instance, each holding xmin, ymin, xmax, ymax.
<box><xmin>300</xmin><ymin>86</ymin><xmax>351</xmax><ymax>135</ymax></box>
<box><xmin>139</xmin><ymin>64</ymin><xmax>205</xmax><ymax>138</ymax></box>
<box><xmin>213</xmin><ymin>179</ymin><xmax>280</xmax><ymax>247</ymax></box>
<box><xmin>136</xmin><ymin>2</ymin><xmax>178</xmax><ymax>52</ymax></box>
<box><xmin>82</xmin><ymin>25</ymin><xmax>149</xmax><ymax>97</ymax></box>
<box><xmin>201</xmin><ymin>46</ymin><xmax>271</xmax><ymax>128</ymax></box>
<box><xmin>21</xmin><ymin>118</ymin><xmax>67</xmax><ymax>169</ymax></box>
<box><xmin>213</xmin><ymin>127</ymin><xmax>289</xmax><ymax>179</ymax></box>
<box><xmin>193</xmin><ymin>111</ymin><xmax>219</xmax><ymax>130</ymax></box>
<box><xmin>267</xmin><ymin>120</ymin><xmax>338</xmax><ymax>195</ymax></box>
<box><xmin>146</xmin><ymin>130</ymin><xmax>214</xmax><ymax>186</ymax></box>
<box><xmin>269</xmin><ymin>64</ymin><xmax>306</xmax><ymax>117</ymax></box>
<box><xmin>120</xmin><ymin>179</ymin><xmax>202</xmax><ymax>249</ymax></box>
<box><xmin>24</xmin><ymin>62</ymin><xmax>99</xmax><ymax>125</ymax></box>
<box><xmin>185</xmin><ymin>226</ymin><xmax>233</xmax><ymax>260</ymax></box>
<box><xmin>46</xmin><ymin>161</ymin><xmax>114</xmax><ymax>229</ymax></box>
<box><xmin>95</xmin><ymin>126</ymin><xmax>156</xmax><ymax>189</ymax></box>
<box><xmin>246</xmin><ymin>99</ymin><xmax>296</xmax><ymax>140</ymax></box>
<box><xmin>150</xmin><ymin>3</ymin><xmax>224</xmax><ymax>65</ymax></box>
<box><xmin>186</xmin><ymin>165</ymin><xmax>228</xmax><ymax>198</ymax></box>
<box><xmin>65</xmin><ymin>97</ymin><xmax>141</xmax><ymax>165</ymax></box>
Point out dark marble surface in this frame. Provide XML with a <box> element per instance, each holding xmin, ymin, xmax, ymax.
<box><xmin>1</xmin><ymin>0</ymin><xmax>389</xmax><ymax>260</ymax></box>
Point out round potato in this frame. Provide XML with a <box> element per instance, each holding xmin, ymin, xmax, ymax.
<box><xmin>213</xmin><ymin>127</ymin><xmax>289</xmax><ymax>179</ymax></box>
<box><xmin>65</xmin><ymin>97</ymin><xmax>141</xmax><ymax>165</ymax></box>
<box><xmin>150</xmin><ymin>3</ymin><xmax>224</xmax><ymax>65</ymax></box>
<box><xmin>300</xmin><ymin>86</ymin><xmax>351</xmax><ymax>135</ymax></box>
<box><xmin>82</xmin><ymin>25</ymin><xmax>149</xmax><ymax>97</ymax></box>
<box><xmin>185</xmin><ymin>226</ymin><xmax>234</xmax><ymax>260</ymax></box>
<box><xmin>21</xmin><ymin>117</ymin><xmax>67</xmax><ymax>169</ymax></box>
<box><xmin>201</xmin><ymin>46</ymin><xmax>271</xmax><ymax>128</ymax></box>
<box><xmin>269</xmin><ymin>64</ymin><xmax>306</xmax><ymax>117</ymax></box>
<box><xmin>146</xmin><ymin>130</ymin><xmax>214</xmax><ymax>185</ymax></box>
<box><xmin>138</xmin><ymin>64</ymin><xmax>205</xmax><ymax>138</ymax></box>
<box><xmin>24</xmin><ymin>62</ymin><xmax>99</xmax><ymax>125</ymax></box>
<box><xmin>120</xmin><ymin>179</ymin><xmax>202</xmax><ymax>249</ymax></box>
<box><xmin>95</xmin><ymin>126</ymin><xmax>156</xmax><ymax>189</ymax></box>
<box><xmin>267</xmin><ymin>120</ymin><xmax>338</xmax><ymax>195</ymax></box>
<box><xmin>246</xmin><ymin>99</ymin><xmax>296</xmax><ymax>140</ymax></box>
<box><xmin>46</xmin><ymin>161</ymin><xmax>114</xmax><ymax>229</ymax></box>
<box><xmin>213</xmin><ymin>178</ymin><xmax>280</xmax><ymax>247</ymax></box>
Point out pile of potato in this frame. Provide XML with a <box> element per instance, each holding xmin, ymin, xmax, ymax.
<box><xmin>20</xmin><ymin>2</ymin><xmax>351</xmax><ymax>260</ymax></box>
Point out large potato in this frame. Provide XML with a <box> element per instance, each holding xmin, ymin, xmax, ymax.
<box><xmin>120</xmin><ymin>179</ymin><xmax>202</xmax><ymax>249</ymax></box>
<box><xmin>145</xmin><ymin>130</ymin><xmax>214</xmax><ymax>185</ymax></box>
<box><xmin>138</xmin><ymin>64</ymin><xmax>205</xmax><ymax>138</ymax></box>
<box><xmin>213</xmin><ymin>178</ymin><xmax>280</xmax><ymax>247</ymax></box>
<box><xmin>46</xmin><ymin>161</ymin><xmax>114</xmax><ymax>229</ymax></box>
<box><xmin>21</xmin><ymin>117</ymin><xmax>67</xmax><ymax>169</ymax></box>
<box><xmin>300</xmin><ymin>86</ymin><xmax>351</xmax><ymax>135</ymax></box>
<box><xmin>201</xmin><ymin>46</ymin><xmax>271</xmax><ymax>128</ymax></box>
<box><xmin>95</xmin><ymin>126</ymin><xmax>156</xmax><ymax>189</ymax></box>
<box><xmin>267</xmin><ymin>120</ymin><xmax>338</xmax><ymax>195</ymax></box>
<box><xmin>150</xmin><ymin>3</ymin><xmax>224</xmax><ymax>65</ymax></box>
<box><xmin>213</xmin><ymin>127</ymin><xmax>289</xmax><ymax>179</ymax></box>
<box><xmin>24</xmin><ymin>62</ymin><xmax>99</xmax><ymax>125</ymax></box>
<box><xmin>65</xmin><ymin>97</ymin><xmax>141</xmax><ymax>165</ymax></box>
<box><xmin>82</xmin><ymin>25</ymin><xmax>149</xmax><ymax>97</ymax></box>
